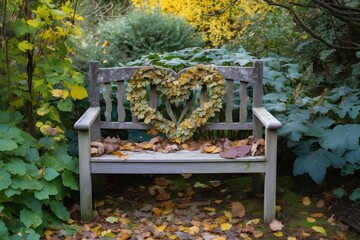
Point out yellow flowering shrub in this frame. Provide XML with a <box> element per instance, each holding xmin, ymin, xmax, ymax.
<box><xmin>131</xmin><ymin>0</ymin><xmax>269</xmax><ymax>47</ymax></box>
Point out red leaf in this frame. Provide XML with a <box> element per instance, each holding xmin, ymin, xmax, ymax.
<box><xmin>220</xmin><ymin>148</ymin><xmax>238</xmax><ymax>159</ymax></box>
<box><xmin>236</xmin><ymin>145</ymin><xmax>252</xmax><ymax>157</ymax></box>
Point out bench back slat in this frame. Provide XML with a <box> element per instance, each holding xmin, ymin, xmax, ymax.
<box><xmin>116</xmin><ymin>82</ymin><xmax>126</xmax><ymax>122</ymax></box>
<box><xmin>239</xmin><ymin>81</ymin><xmax>249</xmax><ymax>123</ymax></box>
<box><xmin>225</xmin><ymin>80</ymin><xmax>234</xmax><ymax>123</ymax></box>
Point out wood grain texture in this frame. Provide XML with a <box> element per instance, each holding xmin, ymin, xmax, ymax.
<box><xmin>225</xmin><ymin>80</ymin><xmax>234</xmax><ymax>123</ymax></box>
<box><xmin>103</xmin><ymin>83</ymin><xmax>112</xmax><ymax>122</ymax></box>
<box><xmin>117</xmin><ymin>82</ymin><xmax>126</xmax><ymax>122</ymax></box>
<box><xmin>239</xmin><ymin>82</ymin><xmax>249</xmax><ymax>123</ymax></box>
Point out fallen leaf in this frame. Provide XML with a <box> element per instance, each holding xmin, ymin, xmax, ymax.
<box><xmin>105</xmin><ymin>216</ymin><xmax>119</xmax><ymax>224</ymax></box>
<box><xmin>237</xmin><ymin>145</ymin><xmax>252</xmax><ymax>157</ymax></box>
<box><xmin>306</xmin><ymin>217</ymin><xmax>316</xmax><ymax>223</ymax></box>
<box><xmin>155</xmin><ymin>225</ymin><xmax>167</xmax><ymax>232</ymax></box>
<box><xmin>220</xmin><ymin>222</ymin><xmax>232</xmax><ymax>231</ymax></box>
<box><xmin>156</xmin><ymin>191</ymin><xmax>170</xmax><ymax>201</ymax></box>
<box><xmin>287</xmin><ymin>237</ymin><xmax>297</xmax><ymax>240</ymax></box>
<box><xmin>223</xmin><ymin>211</ymin><xmax>232</xmax><ymax>221</ymax></box>
<box><xmin>274</xmin><ymin>231</ymin><xmax>284</xmax><ymax>237</ymax></box>
<box><xmin>310</xmin><ymin>213</ymin><xmax>324</xmax><ymax>218</ymax></box>
<box><xmin>231</xmin><ymin>201</ymin><xmax>246</xmax><ymax>218</ymax></box>
<box><xmin>312</xmin><ymin>226</ymin><xmax>327</xmax><ymax>236</ymax></box>
<box><xmin>246</xmin><ymin>218</ymin><xmax>260</xmax><ymax>225</ymax></box>
<box><xmin>302</xmin><ymin>196</ymin><xmax>311</xmax><ymax>206</ymax></box>
<box><xmin>317</xmin><ymin>199</ymin><xmax>325</xmax><ymax>208</ymax></box>
<box><xmin>181</xmin><ymin>173</ymin><xmax>192</xmax><ymax>179</ymax></box>
<box><xmin>327</xmin><ymin>214</ymin><xmax>336</xmax><ymax>225</ymax></box>
<box><xmin>204</xmin><ymin>207</ymin><xmax>216</xmax><ymax>212</ymax></box>
<box><xmin>275</xmin><ymin>205</ymin><xmax>282</xmax><ymax>212</ymax></box>
<box><xmin>188</xmin><ymin>225</ymin><xmax>200</xmax><ymax>235</ymax></box>
<box><xmin>253</xmin><ymin>230</ymin><xmax>264</xmax><ymax>238</ymax></box>
<box><xmin>220</xmin><ymin>148</ymin><xmax>238</xmax><ymax>159</ymax></box>
<box><xmin>194</xmin><ymin>181</ymin><xmax>208</xmax><ymax>188</ymax></box>
<box><xmin>269</xmin><ymin>219</ymin><xmax>284</xmax><ymax>231</ymax></box>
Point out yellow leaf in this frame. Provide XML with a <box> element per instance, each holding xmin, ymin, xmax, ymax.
<box><xmin>70</xmin><ymin>84</ymin><xmax>88</xmax><ymax>100</ymax></box>
<box><xmin>223</xmin><ymin>210</ymin><xmax>232</xmax><ymax>220</ymax></box>
<box><xmin>203</xmin><ymin>207</ymin><xmax>216</xmax><ymax>212</ymax></box>
<box><xmin>312</xmin><ymin>226</ymin><xmax>326</xmax><ymax>236</ymax></box>
<box><xmin>275</xmin><ymin>205</ymin><xmax>282</xmax><ymax>212</ymax></box>
<box><xmin>246</xmin><ymin>218</ymin><xmax>260</xmax><ymax>225</ymax></box>
<box><xmin>27</xmin><ymin>18</ymin><xmax>42</xmax><ymax>27</ymax></box>
<box><xmin>274</xmin><ymin>231</ymin><xmax>284</xmax><ymax>237</ymax></box>
<box><xmin>52</xmin><ymin>89</ymin><xmax>68</xmax><ymax>99</ymax></box>
<box><xmin>302</xmin><ymin>196</ymin><xmax>311</xmax><ymax>206</ymax></box>
<box><xmin>188</xmin><ymin>225</ymin><xmax>200</xmax><ymax>235</ymax></box>
<box><xmin>18</xmin><ymin>40</ymin><xmax>33</xmax><ymax>52</ymax></box>
<box><xmin>214</xmin><ymin>199</ymin><xmax>222</xmax><ymax>204</ymax></box>
<box><xmin>253</xmin><ymin>230</ymin><xmax>264</xmax><ymax>238</ymax></box>
<box><xmin>306</xmin><ymin>217</ymin><xmax>316</xmax><ymax>223</ymax></box>
<box><xmin>155</xmin><ymin>225</ymin><xmax>167</xmax><ymax>232</ymax></box>
<box><xmin>220</xmin><ymin>222</ymin><xmax>232</xmax><ymax>231</ymax></box>
<box><xmin>287</xmin><ymin>237</ymin><xmax>297</xmax><ymax>240</ymax></box>
<box><xmin>310</xmin><ymin>213</ymin><xmax>324</xmax><ymax>218</ymax></box>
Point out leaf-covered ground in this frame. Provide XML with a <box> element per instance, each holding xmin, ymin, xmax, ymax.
<box><xmin>44</xmin><ymin>175</ymin><xmax>360</xmax><ymax>239</ymax></box>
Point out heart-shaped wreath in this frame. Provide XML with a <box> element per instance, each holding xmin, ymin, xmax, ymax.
<box><xmin>126</xmin><ymin>64</ymin><xmax>225</xmax><ymax>143</ymax></box>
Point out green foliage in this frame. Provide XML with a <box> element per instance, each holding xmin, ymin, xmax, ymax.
<box><xmin>79</xmin><ymin>10</ymin><xmax>204</xmax><ymax>67</ymax></box>
<box><xmin>0</xmin><ymin>111</ymin><xmax>78</xmax><ymax>238</ymax></box>
<box><xmin>0</xmin><ymin>0</ymin><xmax>84</xmax><ymax>238</ymax></box>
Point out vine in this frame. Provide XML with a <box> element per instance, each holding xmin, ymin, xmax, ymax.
<box><xmin>126</xmin><ymin>64</ymin><xmax>225</xmax><ymax>143</ymax></box>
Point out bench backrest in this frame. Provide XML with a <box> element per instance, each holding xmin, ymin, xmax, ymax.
<box><xmin>88</xmin><ymin>61</ymin><xmax>264</xmax><ymax>140</ymax></box>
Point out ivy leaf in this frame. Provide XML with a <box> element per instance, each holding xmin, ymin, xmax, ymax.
<box><xmin>0</xmin><ymin>169</ymin><xmax>11</xmax><ymax>191</ymax></box>
<box><xmin>320</xmin><ymin>124</ymin><xmax>360</xmax><ymax>155</ymax></box>
<box><xmin>70</xmin><ymin>84</ymin><xmax>88</xmax><ymax>100</ymax></box>
<box><xmin>49</xmin><ymin>200</ymin><xmax>70</xmax><ymax>221</ymax></box>
<box><xmin>20</xmin><ymin>208</ymin><xmax>43</xmax><ymax>228</ymax></box>
<box><xmin>293</xmin><ymin>149</ymin><xmax>332</xmax><ymax>184</ymax></box>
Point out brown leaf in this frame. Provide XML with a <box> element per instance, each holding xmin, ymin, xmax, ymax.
<box><xmin>112</xmin><ymin>151</ymin><xmax>128</xmax><ymax>161</ymax></box>
<box><xmin>316</xmin><ymin>199</ymin><xmax>325</xmax><ymax>208</ymax></box>
<box><xmin>163</xmin><ymin>144</ymin><xmax>179</xmax><ymax>153</ymax></box>
<box><xmin>231</xmin><ymin>201</ymin><xmax>245</xmax><ymax>218</ymax></box>
<box><xmin>156</xmin><ymin>191</ymin><xmax>170</xmax><ymax>201</ymax></box>
<box><xmin>91</xmin><ymin>142</ymin><xmax>105</xmax><ymax>156</ymax></box>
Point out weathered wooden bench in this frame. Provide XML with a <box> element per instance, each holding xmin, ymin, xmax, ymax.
<box><xmin>74</xmin><ymin>61</ymin><xmax>281</xmax><ymax>223</ymax></box>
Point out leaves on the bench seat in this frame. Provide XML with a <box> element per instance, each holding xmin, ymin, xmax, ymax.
<box><xmin>90</xmin><ymin>136</ymin><xmax>265</xmax><ymax>159</ymax></box>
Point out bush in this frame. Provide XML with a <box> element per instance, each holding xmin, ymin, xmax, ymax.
<box><xmin>81</xmin><ymin>10</ymin><xmax>204</xmax><ymax>67</ymax></box>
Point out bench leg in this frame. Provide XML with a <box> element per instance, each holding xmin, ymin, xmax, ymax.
<box><xmin>78</xmin><ymin>130</ymin><xmax>93</xmax><ymax>222</ymax></box>
<box><xmin>263</xmin><ymin>129</ymin><xmax>277</xmax><ymax>223</ymax></box>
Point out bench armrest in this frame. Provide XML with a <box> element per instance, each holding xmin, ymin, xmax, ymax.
<box><xmin>74</xmin><ymin>107</ymin><xmax>101</xmax><ymax>130</ymax></box>
<box><xmin>253</xmin><ymin>107</ymin><xmax>282</xmax><ymax>129</ymax></box>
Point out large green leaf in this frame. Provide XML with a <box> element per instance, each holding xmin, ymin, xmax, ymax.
<box><xmin>34</xmin><ymin>181</ymin><xmax>58</xmax><ymax>200</ymax></box>
<box><xmin>349</xmin><ymin>188</ymin><xmax>360</xmax><ymax>201</ymax></box>
<box><xmin>11</xmin><ymin>178</ymin><xmax>42</xmax><ymax>191</ymax></box>
<box><xmin>49</xmin><ymin>200</ymin><xmax>70</xmax><ymax>221</ymax></box>
<box><xmin>44</xmin><ymin>167</ymin><xmax>60</xmax><ymax>181</ymax></box>
<box><xmin>5</xmin><ymin>159</ymin><xmax>27</xmax><ymax>176</ymax></box>
<box><xmin>293</xmin><ymin>149</ymin><xmax>333</xmax><ymax>184</ymax></box>
<box><xmin>0</xmin><ymin>169</ymin><xmax>11</xmax><ymax>191</ymax></box>
<box><xmin>0</xmin><ymin>139</ymin><xmax>17</xmax><ymax>151</ymax></box>
<box><xmin>320</xmin><ymin>124</ymin><xmax>360</xmax><ymax>155</ymax></box>
<box><xmin>0</xmin><ymin>220</ymin><xmax>8</xmax><ymax>240</ymax></box>
<box><xmin>61</xmin><ymin>170</ymin><xmax>79</xmax><ymax>190</ymax></box>
<box><xmin>19</xmin><ymin>208</ymin><xmax>42</xmax><ymax>228</ymax></box>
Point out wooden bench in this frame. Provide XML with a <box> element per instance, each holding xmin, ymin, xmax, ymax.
<box><xmin>74</xmin><ymin>61</ymin><xmax>281</xmax><ymax>223</ymax></box>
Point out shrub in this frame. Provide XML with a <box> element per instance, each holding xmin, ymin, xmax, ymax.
<box><xmin>81</xmin><ymin>10</ymin><xmax>204</xmax><ymax>67</ymax></box>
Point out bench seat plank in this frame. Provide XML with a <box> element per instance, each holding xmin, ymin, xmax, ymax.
<box><xmin>90</xmin><ymin>151</ymin><xmax>266</xmax><ymax>174</ymax></box>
